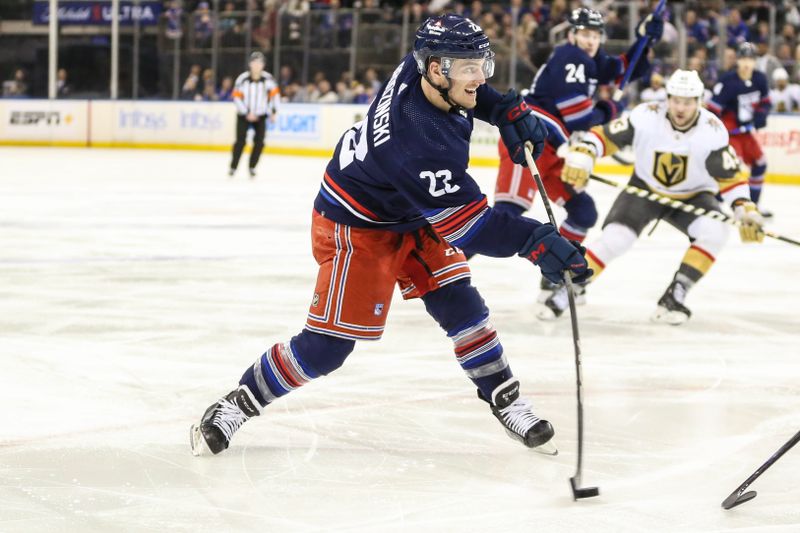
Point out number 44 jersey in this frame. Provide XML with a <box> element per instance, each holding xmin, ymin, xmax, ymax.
<box><xmin>582</xmin><ymin>102</ymin><xmax>751</xmax><ymax>202</ymax></box>
<box><xmin>315</xmin><ymin>54</ymin><xmax>496</xmax><ymax>246</ymax></box>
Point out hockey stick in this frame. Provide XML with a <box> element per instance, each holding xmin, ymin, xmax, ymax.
<box><xmin>523</xmin><ymin>143</ymin><xmax>599</xmax><ymax>501</ymax></box>
<box><xmin>722</xmin><ymin>429</ymin><xmax>800</xmax><ymax>509</ymax></box>
<box><xmin>589</xmin><ymin>173</ymin><xmax>800</xmax><ymax>247</ymax></box>
<box><xmin>613</xmin><ymin>0</ymin><xmax>666</xmax><ymax>101</ymax></box>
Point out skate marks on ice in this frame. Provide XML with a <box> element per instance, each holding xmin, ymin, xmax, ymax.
<box><xmin>1</xmin><ymin>148</ymin><xmax>799</xmax><ymax>532</ymax></box>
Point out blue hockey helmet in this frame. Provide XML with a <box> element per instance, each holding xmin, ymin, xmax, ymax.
<box><xmin>568</xmin><ymin>7</ymin><xmax>605</xmax><ymax>33</ymax></box>
<box><xmin>413</xmin><ymin>14</ymin><xmax>495</xmax><ymax>81</ymax></box>
<box><xmin>737</xmin><ymin>42</ymin><xmax>757</xmax><ymax>59</ymax></box>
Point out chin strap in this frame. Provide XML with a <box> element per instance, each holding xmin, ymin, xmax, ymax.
<box><xmin>423</xmin><ymin>71</ymin><xmax>466</xmax><ymax>115</ymax></box>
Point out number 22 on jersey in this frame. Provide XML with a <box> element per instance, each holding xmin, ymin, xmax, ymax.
<box><xmin>420</xmin><ymin>170</ymin><xmax>460</xmax><ymax>197</ymax></box>
<box><xmin>339</xmin><ymin>120</ymin><xmax>369</xmax><ymax>169</ymax></box>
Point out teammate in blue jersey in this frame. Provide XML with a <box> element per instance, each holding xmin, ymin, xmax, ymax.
<box><xmin>495</xmin><ymin>7</ymin><xmax>662</xmax><ymax>238</ymax></box>
<box><xmin>190</xmin><ymin>14</ymin><xmax>591</xmax><ymax>457</ymax></box>
<box><xmin>707</xmin><ymin>42</ymin><xmax>772</xmax><ymax>213</ymax></box>
<box><xmin>494</xmin><ymin>7</ymin><xmax>662</xmax><ymax>304</ymax></box>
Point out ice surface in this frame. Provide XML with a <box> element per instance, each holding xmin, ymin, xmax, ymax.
<box><xmin>1</xmin><ymin>147</ymin><xmax>798</xmax><ymax>532</ymax></box>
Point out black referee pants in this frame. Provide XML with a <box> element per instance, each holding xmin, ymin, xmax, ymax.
<box><xmin>230</xmin><ymin>114</ymin><xmax>267</xmax><ymax>171</ymax></box>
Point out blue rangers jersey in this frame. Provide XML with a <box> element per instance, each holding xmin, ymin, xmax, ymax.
<box><xmin>527</xmin><ymin>42</ymin><xmax>650</xmax><ymax>146</ymax></box>
<box><xmin>315</xmin><ymin>54</ymin><xmax>542</xmax><ymax>256</ymax></box>
<box><xmin>707</xmin><ymin>70</ymin><xmax>771</xmax><ymax>131</ymax></box>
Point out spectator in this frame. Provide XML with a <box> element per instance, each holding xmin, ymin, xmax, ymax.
<box><xmin>254</xmin><ymin>0</ymin><xmax>279</xmax><ymax>51</ymax></box>
<box><xmin>529</xmin><ymin>0</ymin><xmax>549</xmax><ymax>26</ymax></box>
<box><xmin>685</xmin><ymin>9</ymin><xmax>714</xmax><ymax>54</ymax></box>
<box><xmin>285</xmin><ymin>0</ymin><xmax>310</xmax><ymax>44</ymax></box>
<box><xmin>278</xmin><ymin>65</ymin><xmax>295</xmax><ymax>90</ymax></box>
<box><xmin>548</xmin><ymin>0</ymin><xmax>568</xmax><ymax>26</ymax></box>
<box><xmin>56</xmin><ymin>68</ymin><xmax>71</xmax><ymax>98</ymax></box>
<box><xmin>2</xmin><ymin>68</ymin><xmax>28</xmax><ymax>97</ymax></box>
<box><xmin>756</xmin><ymin>39</ymin><xmax>782</xmax><ymax>83</ymax></box>
<box><xmin>787</xmin><ymin>1</ymin><xmax>800</xmax><ymax>28</ymax></box>
<box><xmin>777</xmin><ymin>23</ymin><xmax>797</xmax><ymax>50</ymax></box>
<box><xmin>352</xmin><ymin>82</ymin><xmax>369</xmax><ymax>104</ymax></box>
<box><xmin>721</xmin><ymin>46</ymin><xmax>738</xmax><ymax>73</ymax></box>
<box><xmin>752</xmin><ymin>21</ymin><xmax>770</xmax><ymax>48</ymax></box>
<box><xmin>218</xmin><ymin>2</ymin><xmax>237</xmax><ymax>34</ymax></box>
<box><xmin>194</xmin><ymin>1</ymin><xmax>213</xmax><ymax>48</ymax></box>
<box><xmin>312</xmin><ymin>79</ymin><xmax>338</xmax><ymax>103</ymax></box>
<box><xmin>796</xmin><ymin>43</ymin><xmax>800</xmax><ymax>80</ymax></box>
<box><xmin>201</xmin><ymin>68</ymin><xmax>217</xmax><ymax>100</ymax></box>
<box><xmin>467</xmin><ymin>0</ymin><xmax>483</xmax><ymax>21</ymax></box>
<box><xmin>514</xmin><ymin>12</ymin><xmax>538</xmax><ymax>73</ymax></box>
<box><xmin>640</xmin><ymin>72</ymin><xmax>667</xmax><ymax>103</ymax></box>
<box><xmin>726</xmin><ymin>8</ymin><xmax>749</xmax><ymax>47</ymax></box>
<box><xmin>335</xmin><ymin>80</ymin><xmax>354</xmax><ymax>103</ymax></box>
<box><xmin>408</xmin><ymin>1</ymin><xmax>428</xmax><ymax>25</ymax></box>
<box><xmin>281</xmin><ymin>82</ymin><xmax>299</xmax><ymax>102</ymax></box>
<box><xmin>181</xmin><ymin>64</ymin><xmax>202</xmax><ymax>100</ymax></box>
<box><xmin>692</xmin><ymin>47</ymin><xmax>718</xmax><ymax>85</ymax></box>
<box><xmin>363</xmin><ymin>67</ymin><xmax>381</xmax><ymax>92</ymax></box>
<box><xmin>489</xmin><ymin>3</ymin><xmax>506</xmax><ymax>27</ymax></box>
<box><xmin>451</xmin><ymin>1</ymin><xmax>467</xmax><ymax>18</ymax></box>
<box><xmin>777</xmin><ymin>42</ymin><xmax>795</xmax><ymax>72</ymax></box>
<box><xmin>218</xmin><ymin>76</ymin><xmax>234</xmax><ymax>101</ymax></box>
<box><xmin>604</xmin><ymin>11</ymin><xmax>626</xmax><ymax>40</ymax></box>
<box><xmin>164</xmin><ymin>0</ymin><xmax>183</xmax><ymax>40</ymax></box>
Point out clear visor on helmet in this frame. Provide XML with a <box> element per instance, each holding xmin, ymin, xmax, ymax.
<box><xmin>441</xmin><ymin>53</ymin><xmax>495</xmax><ymax>81</ymax></box>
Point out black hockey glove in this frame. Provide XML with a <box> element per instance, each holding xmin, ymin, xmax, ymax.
<box><xmin>491</xmin><ymin>90</ymin><xmax>546</xmax><ymax>165</ymax></box>
<box><xmin>753</xmin><ymin>111</ymin><xmax>767</xmax><ymax>130</ymax></box>
<box><xmin>519</xmin><ymin>224</ymin><xmax>592</xmax><ymax>284</ymax></box>
<box><xmin>594</xmin><ymin>99</ymin><xmax>620</xmax><ymax>124</ymax></box>
<box><xmin>637</xmin><ymin>13</ymin><xmax>664</xmax><ymax>42</ymax></box>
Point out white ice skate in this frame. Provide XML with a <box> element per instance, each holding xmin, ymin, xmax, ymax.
<box><xmin>651</xmin><ymin>280</ymin><xmax>691</xmax><ymax>325</ymax></box>
<box><xmin>536</xmin><ymin>283</ymin><xmax>585</xmax><ymax>321</ymax></box>
<box><xmin>190</xmin><ymin>386</ymin><xmax>261</xmax><ymax>456</ymax></box>
<box><xmin>480</xmin><ymin>378</ymin><xmax>558</xmax><ymax>456</ymax></box>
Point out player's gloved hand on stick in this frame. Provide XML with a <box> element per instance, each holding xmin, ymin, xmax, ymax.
<box><xmin>561</xmin><ymin>142</ymin><xmax>597</xmax><ymax>190</ymax></box>
<box><xmin>753</xmin><ymin>111</ymin><xmax>768</xmax><ymax>130</ymax></box>
<box><xmin>595</xmin><ymin>99</ymin><xmax>620</xmax><ymax>123</ymax></box>
<box><xmin>730</xmin><ymin>124</ymin><xmax>754</xmax><ymax>135</ymax></box>
<box><xmin>520</xmin><ymin>224</ymin><xmax>593</xmax><ymax>284</ymax></box>
<box><xmin>637</xmin><ymin>13</ymin><xmax>664</xmax><ymax>42</ymax></box>
<box><xmin>733</xmin><ymin>200</ymin><xmax>765</xmax><ymax>243</ymax></box>
<box><xmin>491</xmin><ymin>89</ymin><xmax>547</xmax><ymax>165</ymax></box>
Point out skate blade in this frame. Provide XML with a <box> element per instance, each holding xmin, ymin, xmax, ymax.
<box><xmin>190</xmin><ymin>424</ymin><xmax>211</xmax><ymax>457</ymax></box>
<box><xmin>533</xmin><ymin>439</ymin><xmax>559</xmax><ymax>456</ymax></box>
<box><xmin>536</xmin><ymin>304</ymin><xmax>563</xmax><ymax>321</ymax></box>
<box><xmin>650</xmin><ymin>307</ymin><xmax>688</xmax><ymax>326</ymax></box>
<box><xmin>538</xmin><ymin>292</ymin><xmax>585</xmax><ymax>306</ymax></box>
<box><xmin>536</xmin><ymin>290</ymin><xmax>554</xmax><ymax>304</ymax></box>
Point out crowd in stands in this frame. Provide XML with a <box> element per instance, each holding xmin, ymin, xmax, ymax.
<box><xmin>177</xmin><ymin>62</ymin><xmax>381</xmax><ymax>104</ymax></box>
<box><xmin>4</xmin><ymin>0</ymin><xmax>800</xmax><ymax>106</ymax></box>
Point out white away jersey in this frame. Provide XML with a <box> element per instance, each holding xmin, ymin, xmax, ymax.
<box><xmin>585</xmin><ymin>102</ymin><xmax>748</xmax><ymax>201</ymax></box>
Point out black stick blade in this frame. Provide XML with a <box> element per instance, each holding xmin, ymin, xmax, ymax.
<box><xmin>570</xmin><ymin>477</ymin><xmax>600</xmax><ymax>500</ymax></box>
<box><xmin>722</xmin><ymin>490</ymin><xmax>757</xmax><ymax>510</ymax></box>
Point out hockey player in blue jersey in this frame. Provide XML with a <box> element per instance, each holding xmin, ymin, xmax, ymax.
<box><xmin>707</xmin><ymin>42</ymin><xmax>772</xmax><ymax>214</ymax></box>
<box><xmin>190</xmin><ymin>14</ymin><xmax>590</xmax><ymax>457</ymax></box>
<box><xmin>494</xmin><ymin>7</ymin><xmax>662</xmax><ymax>303</ymax></box>
<box><xmin>496</xmin><ymin>7</ymin><xmax>662</xmax><ymax>238</ymax></box>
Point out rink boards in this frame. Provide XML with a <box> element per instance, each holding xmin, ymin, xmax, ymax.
<box><xmin>1</xmin><ymin>98</ymin><xmax>799</xmax><ymax>183</ymax></box>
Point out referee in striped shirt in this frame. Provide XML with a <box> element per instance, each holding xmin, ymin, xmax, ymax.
<box><xmin>229</xmin><ymin>51</ymin><xmax>280</xmax><ymax>178</ymax></box>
